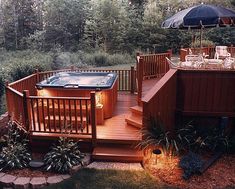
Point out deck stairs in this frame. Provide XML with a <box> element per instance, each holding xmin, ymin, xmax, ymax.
<box><xmin>92</xmin><ymin>105</ymin><xmax>144</xmax><ymax>162</ymax></box>
<box><xmin>92</xmin><ymin>143</ymin><xmax>143</xmax><ymax>163</ymax></box>
<box><xmin>125</xmin><ymin>105</ymin><xmax>143</xmax><ymax>129</ymax></box>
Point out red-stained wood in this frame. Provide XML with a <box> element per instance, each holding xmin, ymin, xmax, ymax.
<box><xmin>29</xmin><ymin>92</ymin><xmax>141</xmax><ymax>145</ymax></box>
<box><xmin>136</xmin><ymin>53</ymin><xmax>171</xmax><ymax>105</ymax></box>
<box><xmin>96</xmin><ymin>92</ymin><xmax>141</xmax><ymax>143</ymax></box>
<box><xmin>142</xmin><ymin>69</ymin><xmax>178</xmax><ymax>133</ymax></box>
<box><xmin>176</xmin><ymin>69</ymin><xmax>235</xmax><ymax>117</ymax></box>
<box><xmin>9</xmin><ymin>74</ymin><xmax>38</xmax><ymax>95</ymax></box>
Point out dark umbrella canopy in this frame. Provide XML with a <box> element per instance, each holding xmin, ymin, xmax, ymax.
<box><xmin>162</xmin><ymin>4</ymin><xmax>235</xmax><ymax>29</ymax></box>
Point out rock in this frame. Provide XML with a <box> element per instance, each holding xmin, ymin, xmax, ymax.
<box><xmin>30</xmin><ymin>177</ymin><xmax>47</xmax><ymax>189</ymax></box>
<box><xmin>29</xmin><ymin>160</ymin><xmax>44</xmax><ymax>169</ymax></box>
<box><xmin>47</xmin><ymin>176</ymin><xmax>63</xmax><ymax>185</ymax></box>
<box><xmin>61</xmin><ymin>174</ymin><xmax>71</xmax><ymax>180</ymax></box>
<box><xmin>0</xmin><ymin>174</ymin><xmax>17</xmax><ymax>187</ymax></box>
<box><xmin>83</xmin><ymin>154</ymin><xmax>91</xmax><ymax>166</ymax></box>
<box><xmin>13</xmin><ymin>177</ymin><xmax>31</xmax><ymax>189</ymax></box>
<box><xmin>0</xmin><ymin>172</ymin><xmax>5</xmax><ymax>178</ymax></box>
<box><xmin>70</xmin><ymin>164</ymin><xmax>82</xmax><ymax>175</ymax></box>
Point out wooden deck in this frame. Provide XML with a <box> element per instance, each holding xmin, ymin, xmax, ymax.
<box><xmin>142</xmin><ymin>78</ymin><xmax>160</xmax><ymax>98</ymax></box>
<box><xmin>31</xmin><ymin>92</ymin><xmax>142</xmax><ymax>144</ymax></box>
<box><xmin>96</xmin><ymin>92</ymin><xmax>141</xmax><ymax>143</ymax></box>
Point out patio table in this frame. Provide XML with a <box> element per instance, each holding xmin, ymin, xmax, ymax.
<box><xmin>179</xmin><ymin>58</ymin><xmax>234</xmax><ymax>70</ymax></box>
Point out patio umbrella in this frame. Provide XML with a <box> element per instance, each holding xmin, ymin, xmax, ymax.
<box><xmin>161</xmin><ymin>4</ymin><xmax>235</xmax><ymax>49</ymax></box>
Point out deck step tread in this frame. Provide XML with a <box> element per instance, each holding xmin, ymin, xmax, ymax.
<box><xmin>130</xmin><ymin>106</ymin><xmax>143</xmax><ymax>115</ymax></box>
<box><xmin>125</xmin><ymin>114</ymin><xmax>142</xmax><ymax>129</ymax></box>
<box><xmin>92</xmin><ymin>145</ymin><xmax>143</xmax><ymax>162</ymax></box>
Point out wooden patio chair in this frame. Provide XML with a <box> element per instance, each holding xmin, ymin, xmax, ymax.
<box><xmin>214</xmin><ymin>46</ymin><xmax>231</xmax><ymax>60</ymax></box>
<box><xmin>166</xmin><ymin>57</ymin><xmax>178</xmax><ymax>69</ymax></box>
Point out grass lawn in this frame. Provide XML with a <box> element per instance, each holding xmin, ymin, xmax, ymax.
<box><xmin>43</xmin><ymin>168</ymin><xmax>174</xmax><ymax>189</ymax></box>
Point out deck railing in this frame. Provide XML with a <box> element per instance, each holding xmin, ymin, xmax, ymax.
<box><xmin>9</xmin><ymin>73</ymin><xmax>38</xmax><ymax>95</ymax></box>
<box><xmin>142</xmin><ymin>69</ymin><xmax>177</xmax><ymax>133</ymax></box>
<box><xmin>180</xmin><ymin>45</ymin><xmax>235</xmax><ymax>61</ymax></box>
<box><xmin>6</xmin><ymin>67</ymin><xmax>136</xmax><ymax>145</ymax></box>
<box><xmin>5</xmin><ymin>87</ymin><xmax>26</xmax><ymax>130</ymax></box>
<box><xmin>136</xmin><ymin>52</ymin><xmax>171</xmax><ymax>104</ymax></box>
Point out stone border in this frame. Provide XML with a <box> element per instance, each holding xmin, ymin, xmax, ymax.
<box><xmin>0</xmin><ymin>154</ymin><xmax>91</xmax><ymax>189</ymax></box>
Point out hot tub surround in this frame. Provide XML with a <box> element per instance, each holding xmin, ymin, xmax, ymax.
<box><xmin>36</xmin><ymin>72</ymin><xmax>118</xmax><ymax>119</ymax></box>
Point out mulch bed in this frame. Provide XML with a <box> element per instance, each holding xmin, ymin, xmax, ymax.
<box><xmin>4</xmin><ymin>153</ymin><xmax>60</xmax><ymax>178</ymax></box>
<box><xmin>144</xmin><ymin>154</ymin><xmax>235</xmax><ymax>189</ymax></box>
<box><xmin>4</xmin><ymin>168</ymin><xmax>58</xmax><ymax>178</ymax></box>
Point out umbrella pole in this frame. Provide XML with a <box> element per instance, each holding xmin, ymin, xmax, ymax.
<box><xmin>200</xmin><ymin>28</ymin><xmax>202</xmax><ymax>53</ymax></box>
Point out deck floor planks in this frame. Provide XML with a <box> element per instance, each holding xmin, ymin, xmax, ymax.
<box><xmin>96</xmin><ymin>92</ymin><xmax>141</xmax><ymax>141</ymax></box>
<box><xmin>31</xmin><ymin>78</ymin><xmax>160</xmax><ymax>142</ymax></box>
<box><xmin>142</xmin><ymin>77</ymin><xmax>160</xmax><ymax>98</ymax></box>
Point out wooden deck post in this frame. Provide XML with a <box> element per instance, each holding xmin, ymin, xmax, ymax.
<box><xmin>35</xmin><ymin>69</ymin><xmax>39</xmax><ymax>82</ymax></box>
<box><xmin>23</xmin><ymin>90</ymin><xmax>30</xmax><ymax>132</ymax></box>
<box><xmin>167</xmin><ymin>49</ymin><xmax>172</xmax><ymax>59</ymax></box>
<box><xmin>137</xmin><ymin>58</ymin><xmax>144</xmax><ymax>106</ymax></box>
<box><xmin>130</xmin><ymin>66</ymin><xmax>135</xmax><ymax>94</ymax></box>
<box><xmin>5</xmin><ymin>81</ymin><xmax>11</xmax><ymax>120</ymax></box>
<box><xmin>90</xmin><ymin>91</ymin><xmax>97</xmax><ymax>147</ymax></box>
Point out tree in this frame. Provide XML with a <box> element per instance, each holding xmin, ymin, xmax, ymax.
<box><xmin>83</xmin><ymin>0</ymin><xmax>130</xmax><ymax>53</ymax></box>
<box><xmin>2</xmin><ymin>0</ymin><xmax>38</xmax><ymax>50</ymax></box>
<box><xmin>43</xmin><ymin>0</ymin><xmax>89</xmax><ymax>50</ymax></box>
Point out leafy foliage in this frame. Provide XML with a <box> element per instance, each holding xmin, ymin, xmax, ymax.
<box><xmin>44</xmin><ymin>137</ymin><xmax>84</xmax><ymax>173</ymax></box>
<box><xmin>0</xmin><ymin>121</ymin><xmax>31</xmax><ymax>171</ymax></box>
<box><xmin>138</xmin><ymin>118</ymin><xmax>182</xmax><ymax>156</ymax></box>
<box><xmin>1</xmin><ymin>0</ymin><xmax>234</xmax><ymax>52</ymax></box>
<box><xmin>178</xmin><ymin>123</ymin><xmax>229</xmax><ymax>153</ymax></box>
<box><xmin>0</xmin><ymin>75</ymin><xmax>4</xmax><ymax>97</ymax></box>
<box><xmin>179</xmin><ymin>152</ymin><xmax>204</xmax><ymax>180</ymax></box>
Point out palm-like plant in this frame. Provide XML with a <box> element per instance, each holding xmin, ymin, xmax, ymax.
<box><xmin>0</xmin><ymin>122</ymin><xmax>31</xmax><ymax>171</ymax></box>
<box><xmin>138</xmin><ymin>118</ymin><xmax>181</xmax><ymax>156</ymax></box>
<box><xmin>44</xmin><ymin>137</ymin><xmax>84</xmax><ymax>173</ymax></box>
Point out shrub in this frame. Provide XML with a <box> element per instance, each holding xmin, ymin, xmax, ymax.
<box><xmin>51</xmin><ymin>52</ymin><xmax>89</xmax><ymax>70</ymax></box>
<box><xmin>7</xmin><ymin>50</ymin><xmax>53</xmax><ymax>81</ymax></box>
<box><xmin>138</xmin><ymin>118</ymin><xmax>181</xmax><ymax>156</ymax></box>
<box><xmin>191</xmin><ymin>39</ymin><xmax>214</xmax><ymax>48</ymax></box>
<box><xmin>81</xmin><ymin>51</ymin><xmax>134</xmax><ymax>67</ymax></box>
<box><xmin>0</xmin><ymin>75</ymin><xmax>4</xmax><ymax>97</ymax></box>
<box><xmin>179</xmin><ymin>152</ymin><xmax>204</xmax><ymax>180</ymax></box>
<box><xmin>0</xmin><ymin>122</ymin><xmax>31</xmax><ymax>171</ymax></box>
<box><xmin>44</xmin><ymin>137</ymin><xmax>84</xmax><ymax>173</ymax></box>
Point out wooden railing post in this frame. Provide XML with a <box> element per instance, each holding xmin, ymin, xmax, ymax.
<box><xmin>35</xmin><ymin>69</ymin><xmax>39</xmax><ymax>82</ymax></box>
<box><xmin>5</xmin><ymin>81</ymin><xmax>11</xmax><ymax>119</ymax></box>
<box><xmin>130</xmin><ymin>66</ymin><xmax>135</xmax><ymax>94</ymax></box>
<box><xmin>90</xmin><ymin>92</ymin><xmax>97</xmax><ymax>147</ymax></box>
<box><xmin>167</xmin><ymin>49</ymin><xmax>172</xmax><ymax>59</ymax></box>
<box><xmin>137</xmin><ymin>58</ymin><xmax>144</xmax><ymax>105</ymax></box>
<box><xmin>23</xmin><ymin>90</ymin><xmax>30</xmax><ymax>132</ymax></box>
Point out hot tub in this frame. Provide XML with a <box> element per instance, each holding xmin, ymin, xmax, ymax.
<box><xmin>36</xmin><ymin>72</ymin><xmax>118</xmax><ymax>119</ymax></box>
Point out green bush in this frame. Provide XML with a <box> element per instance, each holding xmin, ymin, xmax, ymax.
<box><xmin>6</xmin><ymin>50</ymin><xmax>53</xmax><ymax>81</ymax></box>
<box><xmin>0</xmin><ymin>75</ymin><xmax>4</xmax><ymax>96</ymax></box>
<box><xmin>44</xmin><ymin>137</ymin><xmax>84</xmax><ymax>173</ymax></box>
<box><xmin>51</xmin><ymin>52</ymin><xmax>89</xmax><ymax>70</ymax></box>
<box><xmin>191</xmin><ymin>39</ymin><xmax>214</xmax><ymax>48</ymax></box>
<box><xmin>81</xmin><ymin>51</ymin><xmax>134</xmax><ymax>67</ymax></box>
<box><xmin>0</xmin><ymin>122</ymin><xmax>31</xmax><ymax>171</ymax></box>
